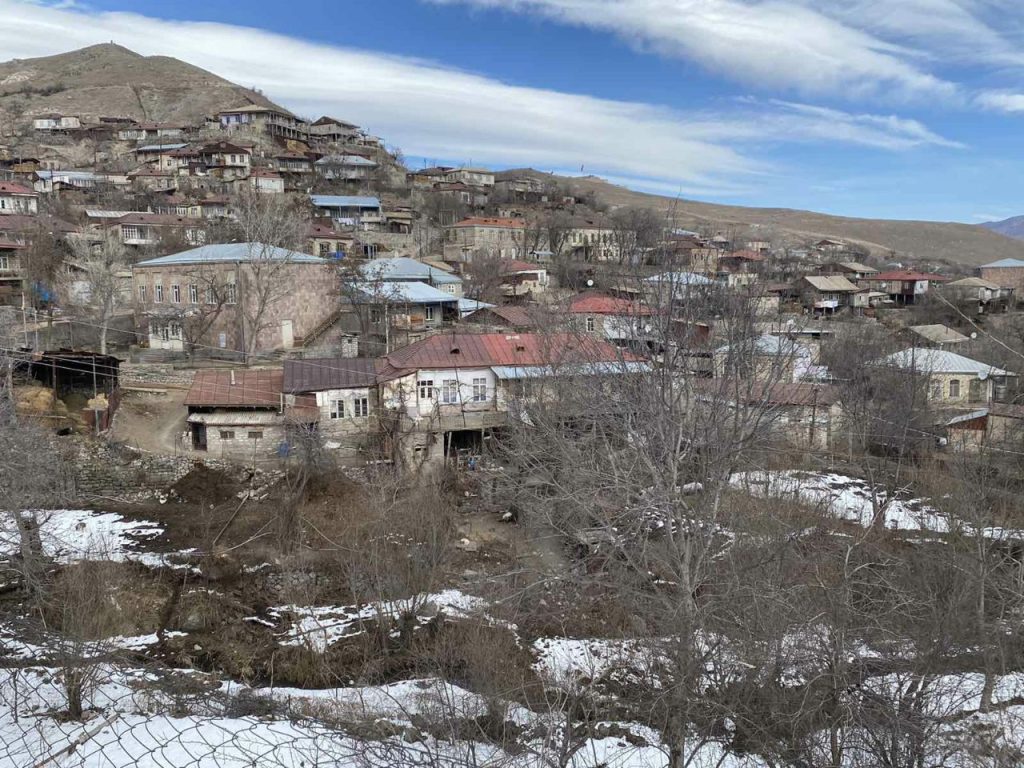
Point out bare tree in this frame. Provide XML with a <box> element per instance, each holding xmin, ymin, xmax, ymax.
<box><xmin>67</xmin><ymin>230</ymin><xmax>128</xmax><ymax>355</ymax></box>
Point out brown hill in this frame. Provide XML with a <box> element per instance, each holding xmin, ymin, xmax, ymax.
<box><xmin>0</xmin><ymin>43</ymin><xmax>283</xmax><ymax>127</ymax></box>
<box><xmin>514</xmin><ymin>170</ymin><xmax>1023</xmax><ymax>269</ymax></box>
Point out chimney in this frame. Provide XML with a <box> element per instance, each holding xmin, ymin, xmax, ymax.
<box><xmin>230</xmin><ymin>370</ymin><xmax>236</xmax><ymax>386</ymax></box>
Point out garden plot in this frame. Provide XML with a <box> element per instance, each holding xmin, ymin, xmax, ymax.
<box><xmin>266</xmin><ymin>589</ymin><xmax>489</xmax><ymax>652</ymax></box>
<box><xmin>730</xmin><ymin>471</ymin><xmax>976</xmax><ymax>534</ymax></box>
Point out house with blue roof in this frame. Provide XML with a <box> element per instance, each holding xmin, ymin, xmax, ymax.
<box><xmin>979</xmin><ymin>258</ymin><xmax>1024</xmax><ymax>294</ymax></box>
<box><xmin>359</xmin><ymin>257</ymin><xmax>463</xmax><ymax>297</ymax></box>
<box><xmin>310</xmin><ymin>195</ymin><xmax>382</xmax><ymax>229</ymax></box>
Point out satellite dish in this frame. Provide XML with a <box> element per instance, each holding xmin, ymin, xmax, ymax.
<box><xmin>587</xmin><ymin>279</ymin><xmax>594</xmax><ymax>287</ymax></box>
<box><xmin>970</xmin><ymin>332</ymin><xmax>978</xmax><ymax>339</ymax></box>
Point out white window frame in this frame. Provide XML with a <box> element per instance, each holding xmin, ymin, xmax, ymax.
<box><xmin>949</xmin><ymin>379</ymin><xmax>961</xmax><ymax>399</ymax></box>
<box><xmin>330</xmin><ymin>399</ymin><xmax>344</xmax><ymax>419</ymax></box>
<box><xmin>188</xmin><ymin>284</ymin><xmax>198</xmax><ymax>303</ymax></box>
<box><xmin>225</xmin><ymin>283</ymin><xmax>237</xmax><ymax>304</ymax></box>
<box><xmin>441</xmin><ymin>379</ymin><xmax>459</xmax><ymax>404</ymax></box>
<box><xmin>154</xmin><ymin>284</ymin><xmax>164</xmax><ymax>303</ymax></box>
<box><xmin>425</xmin><ymin>305</ymin><xmax>435</xmax><ymax>321</ymax></box>
<box><xmin>353</xmin><ymin>397</ymin><xmax>369</xmax><ymax>417</ymax></box>
<box><xmin>472</xmin><ymin>377</ymin><xmax>487</xmax><ymax>403</ymax></box>
<box><xmin>172</xmin><ymin>284</ymin><xmax>181</xmax><ymax>303</ymax></box>
<box><xmin>418</xmin><ymin>379</ymin><xmax>434</xmax><ymax>400</ymax></box>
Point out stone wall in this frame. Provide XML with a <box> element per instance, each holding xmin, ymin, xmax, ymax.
<box><xmin>73</xmin><ymin>440</ymin><xmax>194</xmax><ymax>499</ymax></box>
<box><xmin>120</xmin><ymin>363</ymin><xmax>196</xmax><ymax>389</ymax></box>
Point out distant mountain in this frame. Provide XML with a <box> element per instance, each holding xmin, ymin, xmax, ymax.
<box><xmin>0</xmin><ymin>43</ymin><xmax>285</xmax><ymax>127</ymax></box>
<box><xmin>980</xmin><ymin>216</ymin><xmax>1024</xmax><ymax>241</ymax></box>
<box><xmin>503</xmin><ymin>169</ymin><xmax>1024</xmax><ymax>268</ymax></box>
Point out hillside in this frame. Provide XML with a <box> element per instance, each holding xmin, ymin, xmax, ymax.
<box><xmin>0</xmin><ymin>43</ymin><xmax>283</xmax><ymax>127</ymax></box>
<box><xmin>517</xmin><ymin>170</ymin><xmax>1024</xmax><ymax>268</ymax></box>
<box><xmin>981</xmin><ymin>215</ymin><xmax>1024</xmax><ymax>241</ymax></box>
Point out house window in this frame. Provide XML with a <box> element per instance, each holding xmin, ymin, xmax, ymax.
<box><xmin>248</xmin><ymin>431</ymin><xmax>263</xmax><ymax>441</ymax></box>
<box><xmin>418</xmin><ymin>379</ymin><xmax>434</xmax><ymax>400</ymax></box>
<box><xmin>353</xmin><ymin>397</ymin><xmax>369</xmax><ymax>417</ymax></box>
<box><xmin>369</xmin><ymin>308</ymin><xmax>382</xmax><ymax>323</ymax></box>
<box><xmin>154</xmin><ymin>284</ymin><xmax>164</xmax><ymax>303</ymax></box>
<box><xmin>442</xmin><ymin>379</ymin><xmax>458</xmax><ymax>404</ymax></box>
<box><xmin>169</xmin><ymin>322</ymin><xmax>182</xmax><ymax>339</ymax></box>
<box><xmin>949</xmin><ymin>379</ymin><xmax>961</xmax><ymax>398</ymax></box>
<box><xmin>188</xmin><ymin>284</ymin><xmax>198</xmax><ymax>303</ymax></box>
<box><xmin>425</xmin><ymin>306</ymin><xmax>435</xmax><ymax>322</ymax></box>
<box><xmin>586</xmin><ymin>316</ymin><xmax>595</xmax><ymax>332</ymax></box>
<box><xmin>472</xmin><ymin>377</ymin><xmax>487</xmax><ymax>402</ymax></box>
<box><xmin>225</xmin><ymin>283</ymin><xmax>237</xmax><ymax>304</ymax></box>
<box><xmin>318</xmin><ymin>242</ymin><xmax>329</xmax><ymax>256</ymax></box>
<box><xmin>443</xmin><ymin>284</ymin><xmax>456</xmax><ymax>294</ymax></box>
<box><xmin>930</xmin><ymin>380</ymin><xmax>942</xmax><ymax>399</ymax></box>
<box><xmin>172</xmin><ymin>284</ymin><xmax>181</xmax><ymax>303</ymax></box>
<box><xmin>122</xmin><ymin>225</ymin><xmax>142</xmax><ymax>241</ymax></box>
<box><xmin>219</xmin><ymin>430</ymin><xmax>235</xmax><ymax>440</ymax></box>
<box><xmin>330</xmin><ymin>399</ymin><xmax>344</xmax><ymax>419</ymax></box>
<box><xmin>0</xmin><ymin>255</ymin><xmax>7</xmax><ymax>271</ymax></box>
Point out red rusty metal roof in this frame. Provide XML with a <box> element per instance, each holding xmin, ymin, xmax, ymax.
<box><xmin>185</xmin><ymin>369</ymin><xmax>282</xmax><ymax>408</ymax></box>
<box><xmin>569</xmin><ymin>293</ymin><xmax>654</xmax><ymax>315</ymax></box>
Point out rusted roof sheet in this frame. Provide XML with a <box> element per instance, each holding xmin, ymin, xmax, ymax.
<box><xmin>384</xmin><ymin>332</ymin><xmax>634</xmax><ymax>372</ymax></box>
<box><xmin>569</xmin><ymin>293</ymin><xmax>654</xmax><ymax>315</ymax></box>
<box><xmin>283</xmin><ymin>357</ymin><xmax>384</xmax><ymax>394</ymax></box>
<box><xmin>185</xmin><ymin>369</ymin><xmax>282</xmax><ymax>408</ymax></box>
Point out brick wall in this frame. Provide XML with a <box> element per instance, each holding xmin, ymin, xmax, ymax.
<box><xmin>980</xmin><ymin>266</ymin><xmax>1024</xmax><ymax>293</ymax></box>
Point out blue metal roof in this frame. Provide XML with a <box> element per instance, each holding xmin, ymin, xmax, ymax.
<box><xmin>356</xmin><ymin>280</ymin><xmax>458</xmax><ymax>304</ymax></box>
<box><xmin>135</xmin><ymin>242</ymin><xmax>324</xmax><ymax>267</ymax></box>
<box><xmin>310</xmin><ymin>195</ymin><xmax>381</xmax><ymax>209</ymax></box>
<box><xmin>981</xmin><ymin>258</ymin><xmax>1024</xmax><ymax>268</ymax></box>
<box><xmin>491</xmin><ymin>361</ymin><xmax>652</xmax><ymax>379</ymax></box>
<box><xmin>645</xmin><ymin>271</ymin><xmax>714</xmax><ymax>286</ymax></box>
<box><xmin>359</xmin><ymin>257</ymin><xmax>462</xmax><ymax>285</ymax></box>
<box><xmin>135</xmin><ymin>143</ymin><xmax>188</xmax><ymax>152</ymax></box>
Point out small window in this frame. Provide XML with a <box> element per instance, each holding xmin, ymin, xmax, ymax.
<box><xmin>172</xmin><ymin>284</ymin><xmax>181</xmax><ymax>303</ymax></box>
<box><xmin>154</xmin><ymin>284</ymin><xmax>164</xmax><ymax>303</ymax></box>
<box><xmin>949</xmin><ymin>379</ymin><xmax>961</xmax><ymax>398</ymax></box>
<box><xmin>425</xmin><ymin>306</ymin><xmax>435</xmax><ymax>322</ymax></box>
<box><xmin>330</xmin><ymin>399</ymin><xmax>344</xmax><ymax>419</ymax></box>
<box><xmin>248</xmin><ymin>431</ymin><xmax>263</xmax><ymax>440</ymax></box>
<box><xmin>369</xmin><ymin>308</ymin><xmax>382</xmax><ymax>323</ymax></box>
<box><xmin>472</xmin><ymin>377</ymin><xmax>487</xmax><ymax>403</ymax></box>
<box><xmin>225</xmin><ymin>284</ymin><xmax>237</xmax><ymax>304</ymax></box>
<box><xmin>418</xmin><ymin>379</ymin><xmax>434</xmax><ymax>400</ymax></box>
<box><xmin>188</xmin><ymin>284</ymin><xmax>199</xmax><ymax>303</ymax></box>
<box><xmin>586</xmin><ymin>316</ymin><xmax>595</xmax><ymax>332</ymax></box>
<box><xmin>138</xmin><ymin>285</ymin><xmax>146</xmax><ymax>302</ymax></box>
<box><xmin>930</xmin><ymin>381</ymin><xmax>943</xmax><ymax>399</ymax></box>
<box><xmin>353</xmin><ymin>397</ymin><xmax>369</xmax><ymax>417</ymax></box>
<box><xmin>442</xmin><ymin>379</ymin><xmax>458</xmax><ymax>404</ymax></box>
<box><xmin>219</xmin><ymin>430</ymin><xmax>235</xmax><ymax>440</ymax></box>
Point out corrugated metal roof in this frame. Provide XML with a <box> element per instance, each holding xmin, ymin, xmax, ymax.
<box><xmin>384</xmin><ymin>332</ymin><xmax>635</xmax><ymax>371</ymax></box>
<box><xmin>491</xmin><ymin>361</ymin><xmax>651</xmax><ymax>379</ymax></box>
<box><xmin>135</xmin><ymin>242</ymin><xmax>323</xmax><ymax>267</ymax></box>
<box><xmin>907</xmin><ymin>324</ymin><xmax>970</xmax><ymax>344</ymax></box>
<box><xmin>310</xmin><ymin>195</ymin><xmax>381</xmax><ymax>209</ymax></box>
<box><xmin>185</xmin><ymin>369</ymin><xmax>283</xmax><ymax>408</ymax></box>
<box><xmin>356</xmin><ymin>281</ymin><xmax>459</xmax><ymax>304</ymax></box>
<box><xmin>877</xmin><ymin>348</ymin><xmax>1011</xmax><ymax>376</ymax></box>
<box><xmin>315</xmin><ymin>155</ymin><xmax>377</xmax><ymax>167</ymax></box>
<box><xmin>136</xmin><ymin>143</ymin><xmax>188</xmax><ymax>152</ymax></box>
<box><xmin>645</xmin><ymin>271</ymin><xmax>714</xmax><ymax>286</ymax></box>
<box><xmin>569</xmin><ymin>293</ymin><xmax>654</xmax><ymax>315</ymax></box>
<box><xmin>457</xmin><ymin>298</ymin><xmax>495</xmax><ymax>314</ymax></box>
<box><xmin>981</xmin><ymin>259</ymin><xmax>1024</xmax><ymax>269</ymax></box>
<box><xmin>947</xmin><ymin>277</ymin><xmax>1002</xmax><ymax>289</ymax></box>
<box><xmin>800</xmin><ymin>275</ymin><xmax>861</xmax><ymax>292</ymax></box>
<box><xmin>187</xmin><ymin>412</ymin><xmax>285</xmax><ymax>426</ymax></box>
<box><xmin>283</xmin><ymin>357</ymin><xmax>383</xmax><ymax>394</ymax></box>
<box><xmin>465</xmin><ymin>305</ymin><xmax>539</xmax><ymax>327</ymax></box>
<box><xmin>359</xmin><ymin>257</ymin><xmax>462</xmax><ymax>285</ymax></box>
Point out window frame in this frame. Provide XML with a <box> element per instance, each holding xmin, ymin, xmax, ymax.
<box><xmin>441</xmin><ymin>379</ymin><xmax>459</xmax><ymax>405</ymax></box>
<box><xmin>418</xmin><ymin>379</ymin><xmax>434</xmax><ymax>400</ymax></box>
<box><xmin>171</xmin><ymin>284</ymin><xmax>181</xmax><ymax>303</ymax></box>
<box><xmin>154</xmin><ymin>284</ymin><xmax>164</xmax><ymax>303</ymax></box>
<box><xmin>188</xmin><ymin>284</ymin><xmax>199</xmax><ymax>304</ymax></box>
<box><xmin>329</xmin><ymin>399</ymin><xmax>344</xmax><ymax>419</ymax></box>
<box><xmin>353</xmin><ymin>397</ymin><xmax>369</xmax><ymax>418</ymax></box>
<box><xmin>472</xmin><ymin>377</ymin><xmax>487</xmax><ymax>403</ymax></box>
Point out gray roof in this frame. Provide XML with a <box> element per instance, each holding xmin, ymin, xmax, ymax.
<box><xmin>645</xmin><ymin>271</ymin><xmax>714</xmax><ymax>286</ymax></box>
<box><xmin>135</xmin><ymin>242</ymin><xmax>323</xmax><ymax>267</ymax></box>
<box><xmin>981</xmin><ymin>258</ymin><xmax>1024</xmax><ymax>268</ymax></box>
<box><xmin>135</xmin><ymin>143</ymin><xmax>188</xmax><ymax>152</ymax></box>
<box><xmin>283</xmin><ymin>357</ymin><xmax>383</xmax><ymax>393</ymax></box>
<box><xmin>907</xmin><ymin>325</ymin><xmax>970</xmax><ymax>345</ymax></box>
<box><xmin>310</xmin><ymin>195</ymin><xmax>381</xmax><ymax>209</ymax></box>
<box><xmin>716</xmin><ymin>334</ymin><xmax>810</xmax><ymax>357</ymax></box>
<box><xmin>356</xmin><ymin>280</ymin><xmax>459</xmax><ymax>304</ymax></box>
<box><xmin>800</xmin><ymin>275</ymin><xmax>861</xmax><ymax>292</ymax></box>
<box><xmin>876</xmin><ymin>348</ymin><xmax>1012</xmax><ymax>376</ymax></box>
<box><xmin>360</xmin><ymin>257</ymin><xmax>462</xmax><ymax>285</ymax></box>
<box><xmin>947</xmin><ymin>277</ymin><xmax>1002</xmax><ymax>290</ymax></box>
<box><xmin>315</xmin><ymin>155</ymin><xmax>377</xmax><ymax>167</ymax></box>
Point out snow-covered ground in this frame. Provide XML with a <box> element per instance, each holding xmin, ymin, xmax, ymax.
<box><xmin>0</xmin><ymin>509</ymin><xmax>163</xmax><ymax>564</ymax></box>
<box><xmin>266</xmin><ymin>589</ymin><xmax>489</xmax><ymax>652</ymax></box>
<box><xmin>729</xmin><ymin>471</ymin><xmax>1024</xmax><ymax>537</ymax></box>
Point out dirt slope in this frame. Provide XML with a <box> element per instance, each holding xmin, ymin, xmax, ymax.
<box><xmin>515</xmin><ymin>169</ymin><xmax>1024</xmax><ymax>268</ymax></box>
<box><xmin>0</xmin><ymin>43</ymin><xmax>284</xmax><ymax>126</ymax></box>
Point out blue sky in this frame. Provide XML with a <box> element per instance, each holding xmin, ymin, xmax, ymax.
<box><xmin>5</xmin><ymin>0</ymin><xmax>1024</xmax><ymax>222</ymax></box>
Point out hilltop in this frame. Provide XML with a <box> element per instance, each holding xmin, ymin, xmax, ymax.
<box><xmin>0</xmin><ymin>43</ymin><xmax>283</xmax><ymax>127</ymax></box>
<box><xmin>512</xmin><ymin>169</ymin><xmax>1024</xmax><ymax>268</ymax></box>
<box><xmin>981</xmin><ymin>215</ymin><xmax>1024</xmax><ymax>241</ymax></box>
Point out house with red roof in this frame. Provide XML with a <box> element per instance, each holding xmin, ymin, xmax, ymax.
<box><xmin>568</xmin><ymin>293</ymin><xmax>656</xmax><ymax>346</ymax></box>
<box><xmin>501</xmin><ymin>259</ymin><xmax>549</xmax><ymax>296</ymax></box>
<box><xmin>859</xmin><ymin>270</ymin><xmax>949</xmax><ymax>305</ymax></box>
<box><xmin>0</xmin><ymin>182</ymin><xmax>38</xmax><ymax>216</ymax></box>
<box><xmin>444</xmin><ymin>217</ymin><xmax>529</xmax><ymax>263</ymax></box>
<box><xmin>376</xmin><ymin>331</ymin><xmax>646</xmax><ymax>461</ymax></box>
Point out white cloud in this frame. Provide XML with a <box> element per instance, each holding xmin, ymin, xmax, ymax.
<box><xmin>976</xmin><ymin>91</ymin><xmax>1024</xmax><ymax>113</ymax></box>
<box><xmin>432</xmin><ymin>0</ymin><xmax>960</xmax><ymax>99</ymax></box>
<box><xmin>0</xmin><ymin>0</ymin><xmax>961</xmax><ymax>197</ymax></box>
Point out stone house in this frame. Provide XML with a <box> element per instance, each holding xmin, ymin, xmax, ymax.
<box><xmin>978</xmin><ymin>258</ymin><xmax>1024</xmax><ymax>294</ymax></box>
<box><xmin>105</xmin><ymin>213</ymin><xmax>206</xmax><ymax>249</ymax></box>
<box><xmin>185</xmin><ymin>368</ymin><xmax>288</xmax><ymax>460</ymax></box>
<box><xmin>713</xmin><ymin>334</ymin><xmax>816</xmax><ymax>383</ymax></box>
<box><xmin>32</xmin><ymin>114</ymin><xmax>81</xmax><ymax>131</ymax></box>
<box><xmin>714</xmin><ymin>381</ymin><xmax>841</xmax><ymax>450</ymax></box>
<box><xmin>310</xmin><ymin>195</ymin><xmax>383</xmax><ymax>229</ymax></box>
<box><xmin>944</xmin><ymin>277</ymin><xmax>1012</xmax><ymax>312</ymax></box>
<box><xmin>794</xmin><ymin>275</ymin><xmax>866</xmax><ymax>314</ymax></box>
<box><xmin>249</xmin><ymin>168</ymin><xmax>285</xmax><ymax>194</ymax></box>
<box><xmin>874</xmin><ymin>348</ymin><xmax>1016</xmax><ymax>406</ymax></box>
<box><xmin>859</xmin><ymin>270</ymin><xmax>948</xmax><ymax>305</ymax></box>
<box><xmin>283</xmin><ymin>357</ymin><xmax>384</xmax><ymax>458</ymax></box>
<box><xmin>132</xmin><ymin>242</ymin><xmax>336</xmax><ymax>355</ymax></box>
<box><xmin>218</xmin><ymin>105</ymin><xmax>309</xmax><ymax>142</ymax></box>
<box><xmin>442</xmin><ymin>167</ymin><xmax>495</xmax><ymax>187</ymax></box>
<box><xmin>569</xmin><ymin>293</ymin><xmax>656</xmax><ymax>347</ymax></box>
<box><xmin>315</xmin><ymin>154</ymin><xmax>377</xmax><ymax>182</ymax></box>
<box><xmin>500</xmin><ymin>260</ymin><xmax>549</xmax><ymax>297</ymax></box>
<box><xmin>444</xmin><ymin>217</ymin><xmax>528</xmax><ymax>263</ymax></box>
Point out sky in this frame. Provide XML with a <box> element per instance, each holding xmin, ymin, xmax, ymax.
<box><xmin>3</xmin><ymin>0</ymin><xmax>1024</xmax><ymax>222</ymax></box>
